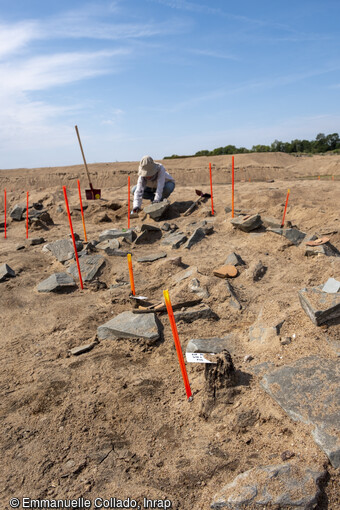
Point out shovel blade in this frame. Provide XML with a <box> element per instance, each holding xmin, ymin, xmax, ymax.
<box><xmin>85</xmin><ymin>188</ymin><xmax>101</xmax><ymax>200</ymax></box>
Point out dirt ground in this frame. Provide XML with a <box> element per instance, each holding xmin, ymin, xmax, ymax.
<box><xmin>0</xmin><ymin>153</ymin><xmax>339</xmax><ymax>509</ymax></box>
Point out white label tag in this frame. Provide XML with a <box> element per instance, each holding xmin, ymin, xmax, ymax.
<box><xmin>186</xmin><ymin>352</ymin><xmax>216</xmax><ymax>363</ymax></box>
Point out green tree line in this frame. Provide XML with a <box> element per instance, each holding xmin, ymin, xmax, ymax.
<box><xmin>164</xmin><ymin>133</ymin><xmax>340</xmax><ymax>159</ymax></box>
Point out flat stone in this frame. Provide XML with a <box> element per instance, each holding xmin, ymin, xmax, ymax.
<box><xmin>322</xmin><ymin>277</ymin><xmax>340</xmax><ymax>293</ymax></box>
<box><xmin>249</xmin><ymin>323</ymin><xmax>278</xmax><ymax>343</ymax></box>
<box><xmin>0</xmin><ymin>263</ymin><xmax>16</xmax><ymax>281</ymax></box>
<box><xmin>172</xmin><ymin>266</ymin><xmax>198</xmax><ymax>284</ymax></box>
<box><xmin>184</xmin><ymin>227</ymin><xmax>206</xmax><ymax>249</ymax></box>
<box><xmin>134</xmin><ymin>228</ymin><xmax>162</xmax><ymax>245</ymax></box>
<box><xmin>98</xmin><ymin>228</ymin><xmax>136</xmax><ymax>243</ymax></box>
<box><xmin>16</xmin><ymin>244</ymin><xmax>25</xmax><ymax>251</ymax></box>
<box><xmin>305</xmin><ymin>243</ymin><xmax>339</xmax><ymax>257</ymax></box>
<box><xmin>10</xmin><ymin>204</ymin><xmax>25</xmax><ymax>221</ymax></box>
<box><xmin>186</xmin><ymin>334</ymin><xmax>236</xmax><ymax>355</ymax></box>
<box><xmin>37</xmin><ymin>273</ymin><xmax>77</xmax><ymax>292</ymax></box>
<box><xmin>261</xmin><ymin>216</ymin><xmax>282</xmax><ymax>229</ymax></box>
<box><xmin>68</xmin><ymin>254</ymin><xmax>105</xmax><ymax>282</ymax></box>
<box><xmin>188</xmin><ymin>278</ymin><xmax>210</xmax><ymax>299</ymax></box>
<box><xmin>224</xmin><ymin>252</ymin><xmax>245</xmax><ymax>266</ymax></box>
<box><xmin>137</xmin><ymin>252</ymin><xmax>167</xmax><ymax>263</ymax></box>
<box><xmin>45</xmin><ymin>238</ymin><xmax>83</xmax><ymax>263</ymax></box>
<box><xmin>231</xmin><ymin>214</ymin><xmax>262</xmax><ymax>232</ymax></box>
<box><xmin>28</xmin><ymin>237</ymin><xmax>45</xmax><ymax>246</ymax></box>
<box><xmin>161</xmin><ymin>232</ymin><xmax>187</xmax><ymax>249</ymax></box>
<box><xmin>173</xmin><ymin>304</ymin><xmax>218</xmax><ymax>323</ymax></box>
<box><xmin>269</xmin><ymin>227</ymin><xmax>306</xmax><ymax>246</ymax></box>
<box><xmin>252</xmin><ymin>260</ymin><xmax>267</xmax><ymax>281</ymax></box>
<box><xmin>225</xmin><ymin>280</ymin><xmax>242</xmax><ymax>310</ymax></box>
<box><xmin>69</xmin><ymin>342</ymin><xmax>96</xmax><ymax>356</ymax></box>
<box><xmin>143</xmin><ymin>200</ymin><xmax>169</xmax><ymax>220</ymax></box>
<box><xmin>211</xmin><ymin>463</ymin><xmax>326</xmax><ymax>509</ymax></box>
<box><xmin>261</xmin><ymin>356</ymin><xmax>340</xmax><ymax>468</ymax></box>
<box><xmin>96</xmin><ymin>239</ymin><xmax>120</xmax><ymax>252</ymax></box>
<box><xmin>104</xmin><ymin>249</ymin><xmax>131</xmax><ymax>257</ymax></box>
<box><xmin>97</xmin><ymin>311</ymin><xmax>161</xmax><ymax>343</ymax></box>
<box><xmin>298</xmin><ymin>285</ymin><xmax>340</xmax><ymax>325</ymax></box>
<box><xmin>141</xmin><ymin>224</ymin><xmax>161</xmax><ymax>232</ymax></box>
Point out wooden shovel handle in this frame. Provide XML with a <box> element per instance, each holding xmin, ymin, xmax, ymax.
<box><xmin>75</xmin><ymin>125</ymin><xmax>93</xmax><ymax>189</ymax></box>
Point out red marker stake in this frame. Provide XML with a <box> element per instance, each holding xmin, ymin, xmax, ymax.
<box><xmin>128</xmin><ymin>176</ymin><xmax>131</xmax><ymax>229</ymax></box>
<box><xmin>281</xmin><ymin>188</ymin><xmax>290</xmax><ymax>228</ymax></box>
<box><xmin>26</xmin><ymin>191</ymin><xmax>29</xmax><ymax>239</ymax></box>
<box><xmin>77</xmin><ymin>180</ymin><xmax>87</xmax><ymax>242</ymax></box>
<box><xmin>163</xmin><ymin>289</ymin><xmax>192</xmax><ymax>401</ymax></box>
<box><xmin>63</xmin><ymin>186</ymin><xmax>84</xmax><ymax>289</ymax></box>
<box><xmin>4</xmin><ymin>189</ymin><xmax>7</xmax><ymax>239</ymax></box>
<box><xmin>209</xmin><ymin>163</ymin><xmax>214</xmax><ymax>215</ymax></box>
<box><xmin>232</xmin><ymin>156</ymin><xmax>235</xmax><ymax>218</ymax></box>
<box><xmin>127</xmin><ymin>253</ymin><xmax>135</xmax><ymax>295</ymax></box>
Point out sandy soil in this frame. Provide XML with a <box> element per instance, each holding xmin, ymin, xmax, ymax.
<box><xmin>0</xmin><ymin>153</ymin><xmax>339</xmax><ymax>509</ymax></box>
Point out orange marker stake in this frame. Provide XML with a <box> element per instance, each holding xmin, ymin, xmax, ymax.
<box><xmin>77</xmin><ymin>180</ymin><xmax>87</xmax><ymax>242</ymax></box>
<box><xmin>128</xmin><ymin>176</ymin><xmax>131</xmax><ymax>229</ymax></box>
<box><xmin>26</xmin><ymin>191</ymin><xmax>29</xmax><ymax>239</ymax></box>
<box><xmin>332</xmin><ymin>175</ymin><xmax>334</xmax><ymax>181</ymax></box>
<box><xmin>318</xmin><ymin>175</ymin><xmax>320</xmax><ymax>180</ymax></box>
<box><xmin>232</xmin><ymin>156</ymin><xmax>235</xmax><ymax>218</ymax></box>
<box><xmin>163</xmin><ymin>289</ymin><xmax>192</xmax><ymax>401</ymax></box>
<box><xmin>281</xmin><ymin>188</ymin><xmax>290</xmax><ymax>228</ymax></box>
<box><xmin>209</xmin><ymin>163</ymin><xmax>214</xmax><ymax>215</ymax></box>
<box><xmin>127</xmin><ymin>253</ymin><xmax>135</xmax><ymax>296</ymax></box>
<box><xmin>63</xmin><ymin>186</ymin><xmax>84</xmax><ymax>290</ymax></box>
<box><xmin>4</xmin><ymin>189</ymin><xmax>7</xmax><ymax>239</ymax></box>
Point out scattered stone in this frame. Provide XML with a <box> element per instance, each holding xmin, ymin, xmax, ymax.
<box><xmin>186</xmin><ymin>334</ymin><xmax>236</xmax><ymax>355</ymax></box>
<box><xmin>98</xmin><ymin>228</ymin><xmax>136</xmax><ymax>243</ymax></box>
<box><xmin>161</xmin><ymin>222</ymin><xmax>170</xmax><ymax>231</ymax></box>
<box><xmin>249</xmin><ymin>315</ymin><xmax>278</xmax><ymax>344</ymax></box>
<box><xmin>280</xmin><ymin>336</ymin><xmax>292</xmax><ymax>345</ymax></box>
<box><xmin>69</xmin><ymin>341</ymin><xmax>97</xmax><ymax>356</ymax></box>
<box><xmin>28</xmin><ymin>237</ymin><xmax>45</xmax><ymax>246</ymax></box>
<box><xmin>225</xmin><ymin>280</ymin><xmax>242</xmax><ymax>310</ymax></box>
<box><xmin>268</xmin><ymin>227</ymin><xmax>306</xmax><ymax>246</ymax></box>
<box><xmin>211</xmin><ymin>463</ymin><xmax>326</xmax><ymax>509</ymax></box>
<box><xmin>68</xmin><ymin>254</ymin><xmax>105</xmax><ymax>282</ymax></box>
<box><xmin>252</xmin><ymin>260</ymin><xmax>267</xmax><ymax>281</ymax></box>
<box><xmin>305</xmin><ymin>242</ymin><xmax>340</xmax><ymax>257</ymax></box>
<box><xmin>224</xmin><ymin>206</ymin><xmax>232</xmax><ymax>214</ymax></box>
<box><xmin>141</xmin><ymin>223</ymin><xmax>161</xmax><ymax>232</ymax></box>
<box><xmin>184</xmin><ymin>227</ymin><xmax>206</xmax><ymax>249</ymax></box>
<box><xmin>16</xmin><ymin>244</ymin><xmax>25</xmax><ymax>251</ymax></box>
<box><xmin>173</xmin><ymin>266</ymin><xmax>198</xmax><ymax>284</ymax></box>
<box><xmin>281</xmin><ymin>450</ymin><xmax>295</xmax><ymax>461</ymax></box>
<box><xmin>213</xmin><ymin>265</ymin><xmax>238</xmax><ymax>278</ymax></box>
<box><xmin>224</xmin><ymin>252</ymin><xmax>245</xmax><ymax>266</ymax></box>
<box><xmin>97</xmin><ymin>311</ymin><xmax>161</xmax><ymax>344</ymax></box>
<box><xmin>134</xmin><ymin>226</ymin><xmax>162</xmax><ymax>245</ymax></box>
<box><xmin>37</xmin><ymin>211</ymin><xmax>54</xmax><ymax>225</ymax></box>
<box><xmin>173</xmin><ymin>304</ymin><xmax>218</xmax><ymax>323</ymax></box>
<box><xmin>45</xmin><ymin>238</ymin><xmax>83</xmax><ymax>263</ymax></box>
<box><xmin>244</xmin><ymin>354</ymin><xmax>254</xmax><ymax>362</ymax></box>
<box><xmin>231</xmin><ymin>214</ymin><xmax>262</xmax><ymax>232</ymax></box>
<box><xmin>104</xmin><ymin>249</ymin><xmax>131</xmax><ymax>257</ymax></box>
<box><xmin>188</xmin><ymin>278</ymin><xmax>210</xmax><ymax>299</ymax></box>
<box><xmin>10</xmin><ymin>204</ymin><xmax>25</xmax><ymax>221</ymax></box>
<box><xmin>298</xmin><ymin>285</ymin><xmax>340</xmax><ymax>325</ymax></box>
<box><xmin>143</xmin><ymin>200</ymin><xmax>169</xmax><ymax>220</ymax></box>
<box><xmin>261</xmin><ymin>216</ymin><xmax>282</xmax><ymax>229</ymax></box>
<box><xmin>37</xmin><ymin>273</ymin><xmax>77</xmax><ymax>293</ymax></box>
<box><xmin>137</xmin><ymin>252</ymin><xmax>167</xmax><ymax>263</ymax></box>
<box><xmin>261</xmin><ymin>356</ymin><xmax>340</xmax><ymax>467</ymax></box>
<box><xmin>98</xmin><ymin>213</ymin><xmax>112</xmax><ymax>223</ymax></box>
<box><xmin>0</xmin><ymin>264</ymin><xmax>16</xmax><ymax>281</ymax></box>
<box><xmin>96</xmin><ymin>239</ymin><xmax>120</xmax><ymax>252</ymax></box>
<box><xmin>161</xmin><ymin>232</ymin><xmax>187</xmax><ymax>249</ymax></box>
<box><xmin>56</xmin><ymin>205</ymin><xmax>63</xmax><ymax>213</ymax></box>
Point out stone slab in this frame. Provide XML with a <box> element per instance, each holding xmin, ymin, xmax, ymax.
<box><xmin>134</xmin><ymin>229</ymin><xmax>162</xmax><ymax>245</ymax></box>
<box><xmin>186</xmin><ymin>334</ymin><xmax>236</xmax><ymax>355</ymax></box>
<box><xmin>143</xmin><ymin>200</ymin><xmax>169</xmax><ymax>220</ymax></box>
<box><xmin>98</xmin><ymin>228</ymin><xmax>136</xmax><ymax>243</ymax></box>
<box><xmin>96</xmin><ymin>239</ymin><xmax>120</xmax><ymax>251</ymax></box>
<box><xmin>173</xmin><ymin>304</ymin><xmax>218</xmax><ymax>323</ymax></box>
<box><xmin>0</xmin><ymin>263</ymin><xmax>16</xmax><ymax>281</ymax></box>
<box><xmin>172</xmin><ymin>266</ymin><xmax>198</xmax><ymax>284</ymax></box>
<box><xmin>224</xmin><ymin>252</ymin><xmax>245</xmax><ymax>266</ymax></box>
<box><xmin>184</xmin><ymin>227</ymin><xmax>206</xmax><ymax>249</ymax></box>
<box><xmin>261</xmin><ymin>356</ymin><xmax>340</xmax><ymax>468</ymax></box>
<box><xmin>10</xmin><ymin>204</ymin><xmax>25</xmax><ymax>221</ymax></box>
<box><xmin>97</xmin><ymin>311</ymin><xmax>161</xmax><ymax>343</ymax></box>
<box><xmin>68</xmin><ymin>254</ymin><xmax>105</xmax><ymax>282</ymax></box>
<box><xmin>231</xmin><ymin>214</ymin><xmax>262</xmax><ymax>232</ymax></box>
<box><xmin>45</xmin><ymin>238</ymin><xmax>83</xmax><ymax>263</ymax></box>
<box><xmin>137</xmin><ymin>252</ymin><xmax>167</xmax><ymax>263</ymax></box>
<box><xmin>161</xmin><ymin>232</ymin><xmax>187</xmax><ymax>249</ymax></box>
<box><xmin>28</xmin><ymin>237</ymin><xmax>46</xmax><ymax>246</ymax></box>
<box><xmin>211</xmin><ymin>463</ymin><xmax>326</xmax><ymax>509</ymax></box>
<box><xmin>322</xmin><ymin>277</ymin><xmax>340</xmax><ymax>293</ymax></box>
<box><xmin>268</xmin><ymin>227</ymin><xmax>306</xmax><ymax>246</ymax></box>
<box><xmin>298</xmin><ymin>285</ymin><xmax>340</xmax><ymax>325</ymax></box>
<box><xmin>37</xmin><ymin>272</ymin><xmax>77</xmax><ymax>292</ymax></box>
<box><xmin>69</xmin><ymin>342</ymin><xmax>96</xmax><ymax>356</ymax></box>
<box><xmin>261</xmin><ymin>216</ymin><xmax>282</xmax><ymax>229</ymax></box>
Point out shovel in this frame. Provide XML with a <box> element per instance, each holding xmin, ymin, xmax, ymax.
<box><xmin>183</xmin><ymin>189</ymin><xmax>211</xmax><ymax>216</ymax></box>
<box><xmin>75</xmin><ymin>125</ymin><xmax>101</xmax><ymax>200</ymax></box>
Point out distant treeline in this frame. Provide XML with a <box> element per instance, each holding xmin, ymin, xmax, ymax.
<box><xmin>164</xmin><ymin>133</ymin><xmax>340</xmax><ymax>159</ymax></box>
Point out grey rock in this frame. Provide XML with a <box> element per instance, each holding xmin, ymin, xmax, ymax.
<box><xmin>322</xmin><ymin>277</ymin><xmax>340</xmax><ymax>293</ymax></box>
<box><xmin>0</xmin><ymin>263</ymin><xmax>16</xmax><ymax>281</ymax></box>
<box><xmin>211</xmin><ymin>463</ymin><xmax>326</xmax><ymax>509</ymax></box>
<box><xmin>45</xmin><ymin>238</ymin><xmax>83</xmax><ymax>263</ymax></box>
<box><xmin>134</xmin><ymin>227</ymin><xmax>162</xmax><ymax>245</ymax></box>
<box><xmin>37</xmin><ymin>211</ymin><xmax>54</xmax><ymax>225</ymax></box>
<box><xmin>173</xmin><ymin>266</ymin><xmax>198</xmax><ymax>284</ymax></box>
<box><xmin>186</xmin><ymin>334</ymin><xmax>236</xmax><ymax>355</ymax></box>
<box><xmin>16</xmin><ymin>244</ymin><xmax>25</xmax><ymax>251</ymax></box>
<box><xmin>69</xmin><ymin>342</ymin><xmax>96</xmax><ymax>356</ymax></box>
<box><xmin>305</xmin><ymin>243</ymin><xmax>340</xmax><ymax>257</ymax></box>
<box><xmin>161</xmin><ymin>222</ymin><xmax>171</xmax><ymax>231</ymax></box>
<box><xmin>104</xmin><ymin>249</ymin><xmax>131</xmax><ymax>257</ymax></box>
<box><xmin>269</xmin><ymin>227</ymin><xmax>306</xmax><ymax>246</ymax></box>
<box><xmin>298</xmin><ymin>285</ymin><xmax>340</xmax><ymax>325</ymax></box>
<box><xmin>261</xmin><ymin>356</ymin><xmax>340</xmax><ymax>468</ymax></box>
<box><xmin>325</xmin><ymin>334</ymin><xmax>340</xmax><ymax>356</ymax></box>
<box><xmin>29</xmin><ymin>237</ymin><xmax>45</xmax><ymax>246</ymax></box>
<box><xmin>97</xmin><ymin>311</ymin><xmax>161</xmax><ymax>343</ymax></box>
<box><xmin>224</xmin><ymin>252</ymin><xmax>245</xmax><ymax>267</ymax></box>
<box><xmin>37</xmin><ymin>272</ymin><xmax>77</xmax><ymax>292</ymax></box>
<box><xmin>174</xmin><ymin>304</ymin><xmax>218</xmax><ymax>323</ymax></box>
<box><xmin>188</xmin><ymin>278</ymin><xmax>210</xmax><ymax>299</ymax></box>
<box><xmin>231</xmin><ymin>214</ymin><xmax>262</xmax><ymax>232</ymax></box>
<box><xmin>137</xmin><ymin>252</ymin><xmax>167</xmax><ymax>263</ymax></box>
<box><xmin>261</xmin><ymin>216</ymin><xmax>282</xmax><ymax>229</ymax></box>
<box><xmin>161</xmin><ymin>232</ymin><xmax>187</xmax><ymax>249</ymax></box>
<box><xmin>252</xmin><ymin>260</ymin><xmax>267</xmax><ymax>281</ymax></box>
<box><xmin>68</xmin><ymin>254</ymin><xmax>105</xmax><ymax>282</ymax></box>
<box><xmin>224</xmin><ymin>206</ymin><xmax>232</xmax><ymax>214</ymax></box>
<box><xmin>141</xmin><ymin>223</ymin><xmax>161</xmax><ymax>232</ymax></box>
<box><xmin>225</xmin><ymin>280</ymin><xmax>242</xmax><ymax>310</ymax></box>
<box><xmin>96</xmin><ymin>239</ymin><xmax>121</xmax><ymax>252</ymax></box>
<box><xmin>249</xmin><ymin>323</ymin><xmax>277</xmax><ymax>343</ymax></box>
<box><xmin>143</xmin><ymin>200</ymin><xmax>169</xmax><ymax>220</ymax></box>
<box><xmin>184</xmin><ymin>227</ymin><xmax>206</xmax><ymax>249</ymax></box>
<box><xmin>98</xmin><ymin>228</ymin><xmax>136</xmax><ymax>243</ymax></box>
<box><xmin>10</xmin><ymin>204</ymin><xmax>25</xmax><ymax>221</ymax></box>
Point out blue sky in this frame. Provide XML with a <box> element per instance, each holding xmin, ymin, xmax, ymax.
<box><xmin>0</xmin><ymin>0</ymin><xmax>339</xmax><ymax>169</ymax></box>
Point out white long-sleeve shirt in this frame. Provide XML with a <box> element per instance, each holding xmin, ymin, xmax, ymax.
<box><xmin>133</xmin><ymin>164</ymin><xmax>174</xmax><ymax>209</ymax></box>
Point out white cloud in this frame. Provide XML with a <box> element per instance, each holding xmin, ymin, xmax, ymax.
<box><xmin>0</xmin><ymin>21</ymin><xmax>40</xmax><ymax>59</ymax></box>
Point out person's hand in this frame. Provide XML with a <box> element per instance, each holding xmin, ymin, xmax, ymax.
<box><xmin>132</xmin><ymin>207</ymin><xmax>141</xmax><ymax>213</ymax></box>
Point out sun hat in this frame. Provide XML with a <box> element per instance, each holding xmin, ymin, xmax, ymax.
<box><xmin>138</xmin><ymin>155</ymin><xmax>159</xmax><ymax>177</ymax></box>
